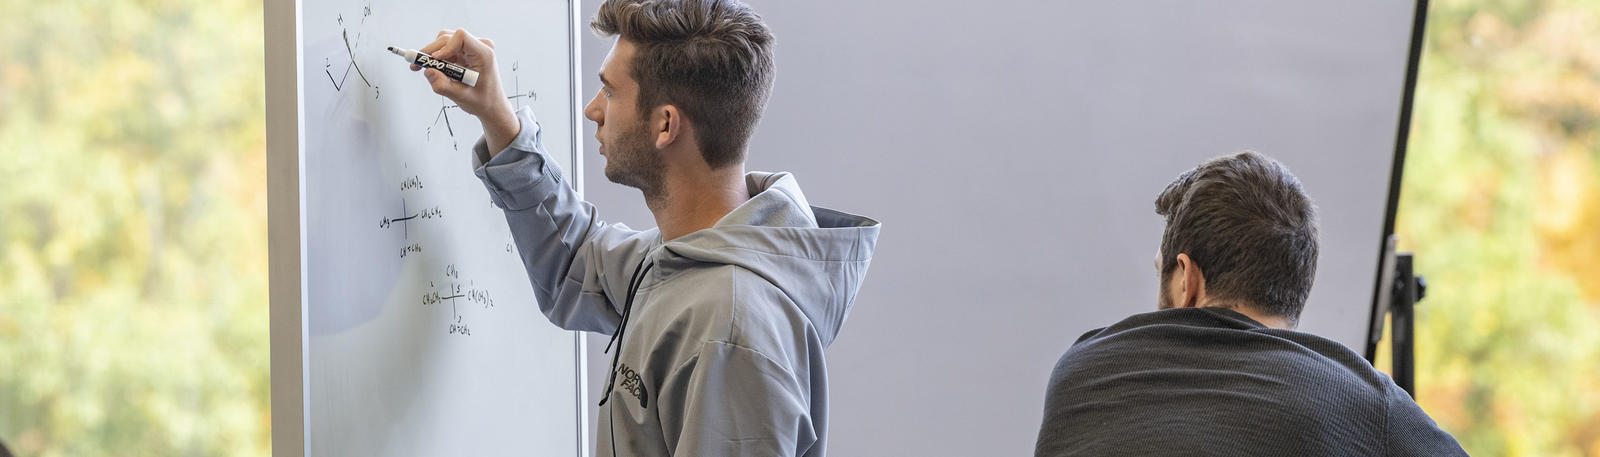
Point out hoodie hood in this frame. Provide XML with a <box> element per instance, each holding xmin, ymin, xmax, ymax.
<box><xmin>654</xmin><ymin>171</ymin><xmax>879</xmax><ymax>347</ymax></box>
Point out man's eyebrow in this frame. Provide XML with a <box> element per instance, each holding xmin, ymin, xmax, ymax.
<box><xmin>597</xmin><ymin>72</ymin><xmax>612</xmax><ymax>88</ymax></box>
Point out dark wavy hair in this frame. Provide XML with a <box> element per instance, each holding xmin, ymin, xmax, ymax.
<box><xmin>591</xmin><ymin>0</ymin><xmax>775</xmax><ymax>169</ymax></box>
<box><xmin>1155</xmin><ymin>151</ymin><xmax>1320</xmax><ymax>325</ymax></box>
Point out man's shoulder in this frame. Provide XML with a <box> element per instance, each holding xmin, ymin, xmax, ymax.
<box><xmin>1054</xmin><ymin>308</ymin><xmax>1395</xmax><ymax>397</ymax></box>
<box><xmin>652</xmin><ymin>264</ymin><xmax>805</xmax><ymax>337</ymax></box>
<box><xmin>652</xmin><ymin>262</ymin><xmax>779</xmax><ymax>304</ymax></box>
<box><xmin>1039</xmin><ymin>309</ymin><xmax>1404</xmax><ymax>456</ymax></box>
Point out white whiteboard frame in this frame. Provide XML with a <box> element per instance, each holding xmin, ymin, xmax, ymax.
<box><xmin>265</xmin><ymin>0</ymin><xmax>588</xmax><ymax>455</ymax></box>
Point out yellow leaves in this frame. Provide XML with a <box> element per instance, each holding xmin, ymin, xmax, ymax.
<box><xmin>1527</xmin><ymin>3</ymin><xmax>1600</xmax><ymax>72</ymax></box>
<box><xmin>1467</xmin><ymin>11</ymin><xmax>1514</xmax><ymax>49</ymax></box>
<box><xmin>1417</xmin><ymin>354</ymin><xmax>1474</xmax><ymax>429</ymax></box>
<box><xmin>1488</xmin><ymin>3</ymin><xmax>1600</xmax><ymax>147</ymax></box>
<box><xmin>1459</xmin><ymin>171</ymin><xmax>1503</xmax><ymax>231</ymax></box>
<box><xmin>1398</xmin><ymin>1</ymin><xmax>1600</xmax><ymax>455</ymax></box>
<box><xmin>1535</xmin><ymin>151</ymin><xmax>1594</xmax><ymax>225</ymax></box>
<box><xmin>1535</xmin><ymin>150</ymin><xmax>1600</xmax><ymax>303</ymax></box>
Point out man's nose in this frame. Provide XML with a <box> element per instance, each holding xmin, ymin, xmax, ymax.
<box><xmin>584</xmin><ymin>93</ymin><xmax>604</xmax><ymax>124</ymax></box>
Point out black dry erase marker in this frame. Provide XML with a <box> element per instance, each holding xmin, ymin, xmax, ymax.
<box><xmin>389</xmin><ymin>46</ymin><xmax>480</xmax><ymax>87</ymax></box>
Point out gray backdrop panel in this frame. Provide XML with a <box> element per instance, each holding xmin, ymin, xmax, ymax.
<box><xmin>571</xmin><ymin>1</ymin><xmax>1415</xmax><ymax>455</ymax></box>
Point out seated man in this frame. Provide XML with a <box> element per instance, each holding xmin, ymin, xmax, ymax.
<box><xmin>1034</xmin><ymin>152</ymin><xmax>1465</xmax><ymax>456</ymax></box>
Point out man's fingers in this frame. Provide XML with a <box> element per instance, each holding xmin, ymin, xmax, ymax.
<box><xmin>434</xmin><ymin>28</ymin><xmax>469</xmax><ymax>61</ymax></box>
<box><xmin>425</xmin><ymin>68</ymin><xmax>464</xmax><ymax>99</ymax></box>
<box><xmin>412</xmin><ymin>33</ymin><xmax>452</xmax><ymax>72</ymax></box>
<box><xmin>416</xmin><ymin>28</ymin><xmax>493</xmax><ymax>107</ymax></box>
<box><xmin>419</xmin><ymin>34</ymin><xmax>449</xmax><ymax>56</ymax></box>
<box><xmin>456</xmin><ymin>29</ymin><xmax>490</xmax><ymax>56</ymax></box>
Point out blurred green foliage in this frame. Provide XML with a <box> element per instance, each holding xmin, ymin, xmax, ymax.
<box><xmin>0</xmin><ymin>0</ymin><xmax>1596</xmax><ymax>455</ymax></box>
<box><xmin>0</xmin><ymin>0</ymin><xmax>269</xmax><ymax>455</ymax></box>
<box><xmin>1398</xmin><ymin>0</ymin><xmax>1600</xmax><ymax>455</ymax></box>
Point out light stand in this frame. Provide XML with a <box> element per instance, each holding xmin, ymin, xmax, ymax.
<box><xmin>1366</xmin><ymin>241</ymin><xmax>1427</xmax><ymax>397</ymax></box>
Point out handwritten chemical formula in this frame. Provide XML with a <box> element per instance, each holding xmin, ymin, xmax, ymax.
<box><xmin>420</xmin><ymin>264</ymin><xmax>496</xmax><ymax>336</ymax></box>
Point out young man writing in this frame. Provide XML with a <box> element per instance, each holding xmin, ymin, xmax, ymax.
<box><xmin>410</xmin><ymin>1</ymin><xmax>880</xmax><ymax>456</ymax></box>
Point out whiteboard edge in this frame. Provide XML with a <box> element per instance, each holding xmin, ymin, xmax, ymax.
<box><xmin>1363</xmin><ymin>0</ymin><xmax>1431</xmax><ymax>361</ymax></box>
<box><xmin>266</xmin><ymin>0</ymin><xmax>309</xmax><ymax>455</ymax></box>
<box><xmin>568</xmin><ymin>1</ymin><xmax>591</xmax><ymax>456</ymax></box>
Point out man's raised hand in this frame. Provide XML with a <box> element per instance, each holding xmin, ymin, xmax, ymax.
<box><xmin>412</xmin><ymin>28</ymin><xmax>520</xmax><ymax>154</ymax></box>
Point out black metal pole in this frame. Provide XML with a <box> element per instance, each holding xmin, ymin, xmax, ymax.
<box><xmin>1392</xmin><ymin>253</ymin><xmax>1417</xmax><ymax>397</ymax></box>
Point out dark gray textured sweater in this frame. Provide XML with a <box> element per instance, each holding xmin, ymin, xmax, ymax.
<box><xmin>1034</xmin><ymin>307</ymin><xmax>1466</xmax><ymax>457</ymax></box>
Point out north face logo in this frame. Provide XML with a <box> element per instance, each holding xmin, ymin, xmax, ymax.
<box><xmin>615</xmin><ymin>363</ymin><xmax>648</xmax><ymax>408</ymax></box>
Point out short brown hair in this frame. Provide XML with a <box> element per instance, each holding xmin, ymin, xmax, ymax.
<box><xmin>1154</xmin><ymin>151</ymin><xmax>1320</xmax><ymax>324</ymax></box>
<box><xmin>591</xmin><ymin>0</ymin><xmax>775</xmax><ymax>168</ymax></box>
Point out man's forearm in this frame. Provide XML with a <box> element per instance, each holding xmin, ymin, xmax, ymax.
<box><xmin>481</xmin><ymin>101</ymin><xmax>521</xmax><ymax>158</ymax></box>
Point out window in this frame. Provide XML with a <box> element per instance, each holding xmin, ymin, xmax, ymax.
<box><xmin>1396</xmin><ymin>1</ymin><xmax>1600</xmax><ymax>455</ymax></box>
<box><xmin>0</xmin><ymin>0</ymin><xmax>269</xmax><ymax>455</ymax></box>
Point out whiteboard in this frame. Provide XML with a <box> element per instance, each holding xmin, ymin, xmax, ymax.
<box><xmin>267</xmin><ymin>0</ymin><xmax>586</xmax><ymax>456</ymax></box>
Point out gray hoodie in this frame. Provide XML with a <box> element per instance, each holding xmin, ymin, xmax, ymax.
<box><xmin>472</xmin><ymin>107</ymin><xmax>880</xmax><ymax>457</ymax></box>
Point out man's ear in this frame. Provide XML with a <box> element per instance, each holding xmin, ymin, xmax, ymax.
<box><xmin>1174</xmin><ymin>253</ymin><xmax>1206</xmax><ymax>308</ymax></box>
<box><xmin>653</xmin><ymin>105</ymin><xmax>683</xmax><ymax>150</ymax></box>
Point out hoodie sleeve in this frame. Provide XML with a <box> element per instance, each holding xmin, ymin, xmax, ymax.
<box><xmin>471</xmin><ymin>106</ymin><xmax>653</xmax><ymax>334</ymax></box>
<box><xmin>657</xmin><ymin>341</ymin><xmax>818</xmax><ymax>457</ymax></box>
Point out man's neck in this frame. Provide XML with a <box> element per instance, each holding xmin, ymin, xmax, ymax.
<box><xmin>1203</xmin><ymin>303</ymin><xmax>1293</xmax><ymax>330</ymax></box>
<box><xmin>646</xmin><ymin>165</ymin><xmax>749</xmax><ymax>241</ymax></box>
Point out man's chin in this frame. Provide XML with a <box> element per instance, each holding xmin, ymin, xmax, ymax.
<box><xmin>603</xmin><ymin>167</ymin><xmax>638</xmax><ymax>189</ymax></box>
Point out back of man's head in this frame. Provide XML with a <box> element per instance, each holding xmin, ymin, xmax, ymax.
<box><xmin>591</xmin><ymin>0</ymin><xmax>775</xmax><ymax>169</ymax></box>
<box><xmin>1154</xmin><ymin>151</ymin><xmax>1319</xmax><ymax>326</ymax></box>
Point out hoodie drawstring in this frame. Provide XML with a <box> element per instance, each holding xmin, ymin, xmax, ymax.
<box><xmin>599</xmin><ymin>256</ymin><xmax>653</xmax><ymax>407</ymax></box>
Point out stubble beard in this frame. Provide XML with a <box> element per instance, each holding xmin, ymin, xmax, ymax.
<box><xmin>602</xmin><ymin>120</ymin><xmax>666</xmax><ymax>200</ymax></box>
